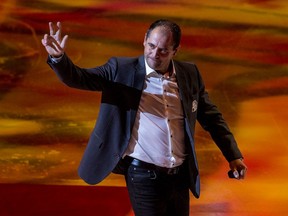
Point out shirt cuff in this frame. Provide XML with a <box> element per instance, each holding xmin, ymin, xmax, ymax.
<box><xmin>50</xmin><ymin>54</ymin><xmax>64</xmax><ymax>63</ymax></box>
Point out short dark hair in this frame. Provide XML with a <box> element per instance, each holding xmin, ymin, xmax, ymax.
<box><xmin>146</xmin><ymin>19</ymin><xmax>181</xmax><ymax>50</ymax></box>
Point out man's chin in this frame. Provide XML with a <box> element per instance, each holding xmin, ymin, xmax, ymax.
<box><xmin>147</xmin><ymin>61</ymin><xmax>160</xmax><ymax>71</ymax></box>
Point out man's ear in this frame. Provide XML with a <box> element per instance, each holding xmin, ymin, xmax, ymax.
<box><xmin>173</xmin><ymin>45</ymin><xmax>180</xmax><ymax>56</ymax></box>
<box><xmin>143</xmin><ymin>33</ymin><xmax>147</xmax><ymax>46</ymax></box>
<box><xmin>173</xmin><ymin>48</ymin><xmax>178</xmax><ymax>56</ymax></box>
<box><xmin>173</xmin><ymin>49</ymin><xmax>178</xmax><ymax>56</ymax></box>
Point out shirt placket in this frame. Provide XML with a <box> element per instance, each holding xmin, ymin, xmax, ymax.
<box><xmin>162</xmin><ymin>78</ymin><xmax>176</xmax><ymax>167</ymax></box>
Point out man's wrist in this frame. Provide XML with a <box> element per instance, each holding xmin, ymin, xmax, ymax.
<box><xmin>50</xmin><ymin>54</ymin><xmax>64</xmax><ymax>63</ymax></box>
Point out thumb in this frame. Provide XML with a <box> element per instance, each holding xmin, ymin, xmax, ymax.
<box><xmin>61</xmin><ymin>35</ymin><xmax>69</xmax><ymax>50</ymax></box>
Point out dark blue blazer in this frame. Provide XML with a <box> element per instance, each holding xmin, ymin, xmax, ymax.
<box><xmin>48</xmin><ymin>54</ymin><xmax>242</xmax><ymax>198</ymax></box>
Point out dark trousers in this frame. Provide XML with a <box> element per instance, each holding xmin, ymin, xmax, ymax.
<box><xmin>124</xmin><ymin>161</ymin><xmax>190</xmax><ymax>216</ymax></box>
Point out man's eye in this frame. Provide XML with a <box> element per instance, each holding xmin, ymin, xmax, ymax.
<box><xmin>149</xmin><ymin>44</ymin><xmax>155</xmax><ymax>49</ymax></box>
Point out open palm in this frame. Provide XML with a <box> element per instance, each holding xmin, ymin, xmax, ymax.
<box><xmin>41</xmin><ymin>22</ymin><xmax>68</xmax><ymax>57</ymax></box>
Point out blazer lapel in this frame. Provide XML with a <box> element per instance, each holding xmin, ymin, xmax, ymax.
<box><xmin>133</xmin><ymin>55</ymin><xmax>146</xmax><ymax>90</ymax></box>
<box><xmin>129</xmin><ymin>55</ymin><xmax>146</xmax><ymax>131</ymax></box>
<box><xmin>174</xmin><ymin>61</ymin><xmax>191</xmax><ymax>116</ymax></box>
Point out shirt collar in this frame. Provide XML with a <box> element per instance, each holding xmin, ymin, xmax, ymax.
<box><xmin>144</xmin><ymin>59</ymin><xmax>176</xmax><ymax>77</ymax></box>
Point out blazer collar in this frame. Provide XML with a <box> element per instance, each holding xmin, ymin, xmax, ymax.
<box><xmin>133</xmin><ymin>56</ymin><xmax>146</xmax><ymax>90</ymax></box>
<box><xmin>173</xmin><ymin>60</ymin><xmax>190</xmax><ymax>105</ymax></box>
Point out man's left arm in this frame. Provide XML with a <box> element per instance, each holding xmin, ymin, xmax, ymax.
<box><xmin>195</xmin><ymin>70</ymin><xmax>247</xmax><ymax>179</ymax></box>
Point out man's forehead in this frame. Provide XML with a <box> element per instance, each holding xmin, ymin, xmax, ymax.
<box><xmin>147</xmin><ymin>28</ymin><xmax>173</xmax><ymax>46</ymax></box>
<box><xmin>149</xmin><ymin>26</ymin><xmax>172</xmax><ymax>36</ymax></box>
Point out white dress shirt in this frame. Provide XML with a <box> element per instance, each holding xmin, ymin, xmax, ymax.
<box><xmin>125</xmin><ymin>60</ymin><xmax>186</xmax><ymax>168</ymax></box>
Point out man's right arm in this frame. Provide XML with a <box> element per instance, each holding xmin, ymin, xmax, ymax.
<box><xmin>42</xmin><ymin>22</ymin><xmax>122</xmax><ymax>93</ymax></box>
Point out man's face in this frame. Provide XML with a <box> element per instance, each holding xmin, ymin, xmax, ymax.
<box><xmin>143</xmin><ymin>27</ymin><xmax>178</xmax><ymax>74</ymax></box>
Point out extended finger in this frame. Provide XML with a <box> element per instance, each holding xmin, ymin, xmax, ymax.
<box><xmin>49</xmin><ymin>22</ymin><xmax>55</xmax><ymax>36</ymax></box>
<box><xmin>57</xmin><ymin>22</ymin><xmax>62</xmax><ymax>40</ymax></box>
<box><xmin>41</xmin><ymin>34</ymin><xmax>50</xmax><ymax>46</ymax></box>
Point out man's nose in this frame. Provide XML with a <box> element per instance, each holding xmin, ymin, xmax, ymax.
<box><xmin>151</xmin><ymin>48</ymin><xmax>160</xmax><ymax>58</ymax></box>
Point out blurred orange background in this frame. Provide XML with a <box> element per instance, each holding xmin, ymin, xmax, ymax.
<box><xmin>0</xmin><ymin>0</ymin><xmax>288</xmax><ymax>215</ymax></box>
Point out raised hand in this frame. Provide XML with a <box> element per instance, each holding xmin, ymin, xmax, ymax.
<box><xmin>41</xmin><ymin>22</ymin><xmax>68</xmax><ymax>57</ymax></box>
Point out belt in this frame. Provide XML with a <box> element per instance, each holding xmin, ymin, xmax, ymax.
<box><xmin>126</xmin><ymin>157</ymin><xmax>181</xmax><ymax>175</ymax></box>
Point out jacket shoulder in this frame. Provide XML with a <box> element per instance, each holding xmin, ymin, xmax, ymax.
<box><xmin>112</xmin><ymin>56</ymin><xmax>143</xmax><ymax>66</ymax></box>
<box><xmin>174</xmin><ymin>60</ymin><xmax>198</xmax><ymax>72</ymax></box>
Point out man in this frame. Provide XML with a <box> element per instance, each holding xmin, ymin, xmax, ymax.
<box><xmin>42</xmin><ymin>20</ymin><xmax>247</xmax><ymax>216</ymax></box>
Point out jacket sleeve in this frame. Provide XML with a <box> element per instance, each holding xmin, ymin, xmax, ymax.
<box><xmin>195</xmin><ymin>66</ymin><xmax>243</xmax><ymax>162</ymax></box>
<box><xmin>47</xmin><ymin>54</ymin><xmax>118</xmax><ymax>91</ymax></box>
